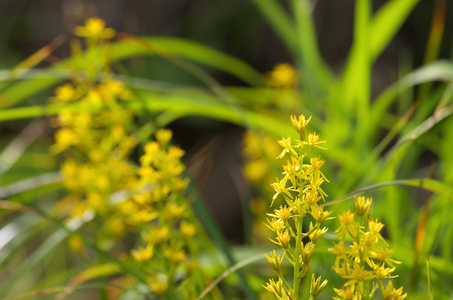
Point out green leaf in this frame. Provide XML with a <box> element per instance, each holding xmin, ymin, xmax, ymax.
<box><xmin>371</xmin><ymin>60</ymin><xmax>453</xmax><ymax>132</ymax></box>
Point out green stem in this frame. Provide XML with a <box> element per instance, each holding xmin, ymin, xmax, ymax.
<box><xmin>292</xmin><ymin>208</ymin><xmax>304</xmax><ymax>299</ymax></box>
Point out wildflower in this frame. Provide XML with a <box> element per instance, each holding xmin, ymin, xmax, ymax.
<box><xmin>52</xmin><ymin>128</ymin><xmax>80</xmax><ymax>153</ymax></box>
<box><xmin>270</xmin><ymin>177</ymin><xmax>293</xmax><ymax>205</ymax></box>
<box><xmin>310</xmin><ymin>205</ymin><xmax>333</xmax><ymax>223</ymax></box>
<box><xmin>309</xmin><ymin>224</ymin><xmax>328</xmax><ymax>242</ymax></box>
<box><xmin>336</xmin><ymin>210</ymin><xmax>358</xmax><ymax>240</ymax></box>
<box><xmin>333</xmin><ymin>286</ymin><xmax>356</xmax><ymax>300</ymax></box>
<box><xmin>290</xmin><ymin>115</ymin><xmax>311</xmax><ymax>141</ymax></box>
<box><xmin>273</xmin><ymin>230</ymin><xmax>291</xmax><ymax>249</ymax></box>
<box><xmin>179</xmin><ymin>221</ymin><xmax>195</xmax><ymax>237</ymax></box>
<box><xmin>303</xmin><ymin>132</ymin><xmax>327</xmax><ymax>150</ymax></box>
<box><xmin>53</xmin><ymin>83</ymin><xmax>78</xmax><ymax>103</ymax></box>
<box><xmin>368</xmin><ymin>247</ymin><xmax>401</xmax><ymax>266</ymax></box>
<box><xmin>382</xmin><ymin>281</ymin><xmax>407</xmax><ymax>300</ymax></box>
<box><xmin>267</xmin><ymin>63</ymin><xmax>298</xmax><ymax>87</ymax></box>
<box><xmin>265</xmin><ymin>218</ymin><xmax>286</xmax><ymax>234</ymax></box>
<box><xmin>343</xmin><ymin>264</ymin><xmax>374</xmax><ymax>286</ymax></box>
<box><xmin>165</xmin><ymin>248</ymin><xmax>186</xmax><ymax>264</ymax></box>
<box><xmin>75</xmin><ymin>18</ymin><xmax>115</xmax><ymax>40</ymax></box>
<box><xmin>148</xmin><ymin>276</ymin><xmax>168</xmax><ymax>295</ymax></box>
<box><xmin>267</xmin><ymin>205</ymin><xmax>292</xmax><ymax>222</ymax></box>
<box><xmin>354</xmin><ymin>196</ymin><xmax>372</xmax><ymax>218</ymax></box>
<box><xmin>276</xmin><ymin>136</ymin><xmax>298</xmax><ymax>159</ymax></box>
<box><xmin>282</xmin><ymin>157</ymin><xmax>300</xmax><ymax>187</ymax></box>
<box><xmin>369</xmin><ymin>260</ymin><xmax>396</xmax><ymax>280</ymax></box>
<box><xmin>301</xmin><ymin>242</ymin><xmax>316</xmax><ymax>263</ymax></box>
<box><xmin>131</xmin><ymin>245</ymin><xmax>154</xmax><ymax>262</ymax></box>
<box><xmin>264</xmin><ymin>115</ymin><xmax>332</xmax><ymax>300</ymax></box>
<box><xmin>164</xmin><ymin>202</ymin><xmax>184</xmax><ymax>219</ymax></box>
<box><xmin>310</xmin><ymin>274</ymin><xmax>328</xmax><ymax>297</ymax></box>
<box><xmin>264</xmin><ymin>250</ymin><xmax>283</xmax><ymax>272</ymax></box>
<box><xmin>263</xmin><ymin>278</ymin><xmax>288</xmax><ymax>300</ymax></box>
<box><xmin>155</xmin><ymin>129</ymin><xmax>173</xmax><ymax>146</ymax></box>
<box><xmin>68</xmin><ymin>235</ymin><xmax>83</xmax><ymax>253</ymax></box>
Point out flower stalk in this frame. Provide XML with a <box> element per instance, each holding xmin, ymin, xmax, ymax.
<box><xmin>264</xmin><ymin>114</ymin><xmax>331</xmax><ymax>300</ymax></box>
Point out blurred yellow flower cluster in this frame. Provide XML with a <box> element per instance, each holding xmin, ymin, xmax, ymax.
<box><xmin>264</xmin><ymin>114</ymin><xmax>331</xmax><ymax>300</ymax></box>
<box><xmin>49</xmin><ymin>18</ymin><xmax>211</xmax><ymax>299</ymax></box>
<box><xmin>125</xmin><ymin>130</ymin><xmax>207</xmax><ymax>298</ymax></box>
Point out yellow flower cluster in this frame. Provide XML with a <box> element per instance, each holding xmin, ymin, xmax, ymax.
<box><xmin>330</xmin><ymin>196</ymin><xmax>407</xmax><ymax>300</ymax></box>
<box><xmin>264</xmin><ymin>115</ymin><xmax>331</xmax><ymax>300</ymax></box>
<box><xmin>51</xmin><ymin>78</ymin><xmax>138</xmax><ymax>243</ymax></box>
<box><xmin>49</xmin><ymin>18</ymin><xmax>210</xmax><ymax>299</ymax></box>
<box><xmin>126</xmin><ymin>130</ymin><xmax>207</xmax><ymax>298</ymax></box>
<box><xmin>243</xmin><ymin>131</ymin><xmax>282</xmax><ymax>244</ymax></box>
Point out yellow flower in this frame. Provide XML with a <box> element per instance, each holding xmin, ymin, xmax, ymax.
<box><xmin>68</xmin><ymin>235</ymin><xmax>83</xmax><ymax>253</ymax></box>
<box><xmin>180</xmin><ymin>220</ymin><xmax>197</xmax><ymax>237</ymax></box>
<box><xmin>333</xmin><ymin>286</ymin><xmax>356</xmax><ymax>300</ymax></box>
<box><xmin>147</xmin><ymin>276</ymin><xmax>168</xmax><ymax>295</ymax></box>
<box><xmin>270</xmin><ymin>177</ymin><xmax>293</xmax><ymax>205</ymax></box>
<box><xmin>264</xmin><ymin>250</ymin><xmax>283</xmax><ymax>272</ymax></box>
<box><xmin>263</xmin><ymin>278</ymin><xmax>288</xmax><ymax>299</ymax></box>
<box><xmin>368</xmin><ymin>247</ymin><xmax>401</xmax><ymax>266</ymax></box>
<box><xmin>155</xmin><ymin>129</ymin><xmax>173</xmax><ymax>147</ymax></box>
<box><xmin>75</xmin><ymin>18</ymin><xmax>115</xmax><ymax>40</ymax></box>
<box><xmin>354</xmin><ymin>196</ymin><xmax>372</xmax><ymax>218</ymax></box>
<box><xmin>164</xmin><ymin>202</ymin><xmax>184</xmax><ymax>219</ymax></box>
<box><xmin>129</xmin><ymin>208</ymin><xmax>158</xmax><ymax>225</ymax></box>
<box><xmin>301</xmin><ymin>242</ymin><xmax>316</xmax><ymax>263</ymax></box>
<box><xmin>276</xmin><ymin>136</ymin><xmax>298</xmax><ymax>159</ymax></box>
<box><xmin>53</xmin><ymin>83</ymin><xmax>78</xmax><ymax>103</ymax></box>
<box><xmin>131</xmin><ymin>245</ymin><xmax>154</xmax><ymax>262</ymax></box>
<box><xmin>267</xmin><ymin>63</ymin><xmax>298</xmax><ymax>87</ymax></box>
<box><xmin>290</xmin><ymin>115</ymin><xmax>311</xmax><ymax>141</ymax></box>
<box><xmin>52</xmin><ymin>128</ymin><xmax>80</xmax><ymax>153</ymax></box>
<box><xmin>310</xmin><ymin>274</ymin><xmax>328</xmax><ymax>297</ymax></box>
<box><xmin>335</xmin><ymin>210</ymin><xmax>358</xmax><ymax>240</ymax></box>
<box><xmin>382</xmin><ymin>281</ymin><xmax>407</xmax><ymax>300</ymax></box>
<box><xmin>273</xmin><ymin>230</ymin><xmax>291</xmax><ymax>248</ymax></box>
<box><xmin>342</xmin><ymin>264</ymin><xmax>374</xmax><ymax>286</ymax></box>
<box><xmin>267</xmin><ymin>205</ymin><xmax>292</xmax><ymax>222</ymax></box>
<box><xmin>303</xmin><ymin>132</ymin><xmax>327</xmax><ymax>150</ymax></box>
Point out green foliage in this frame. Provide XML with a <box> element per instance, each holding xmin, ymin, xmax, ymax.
<box><xmin>0</xmin><ymin>1</ymin><xmax>452</xmax><ymax>299</ymax></box>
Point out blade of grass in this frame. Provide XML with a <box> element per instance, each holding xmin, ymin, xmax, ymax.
<box><xmin>0</xmin><ymin>93</ymin><xmax>293</xmax><ymax>138</ymax></box>
<box><xmin>341</xmin><ymin>0</ymin><xmax>420</xmax><ymax>116</ymax></box>
<box><xmin>190</xmin><ymin>187</ymin><xmax>258</xmax><ymax>300</ymax></box>
<box><xmin>111</xmin><ymin>36</ymin><xmax>265</xmax><ymax>87</ymax></box>
<box><xmin>427</xmin><ymin>255</ymin><xmax>434</xmax><ymax>300</ymax></box>
<box><xmin>0</xmin><ymin>172</ymin><xmax>62</xmax><ymax>199</ymax></box>
<box><xmin>8</xmin><ymin>35</ymin><xmax>66</xmax><ymax>80</ymax></box>
<box><xmin>323</xmin><ymin>178</ymin><xmax>453</xmax><ymax>207</ymax></box>
<box><xmin>291</xmin><ymin>0</ymin><xmax>331</xmax><ymax>99</ymax></box>
<box><xmin>0</xmin><ymin>119</ymin><xmax>47</xmax><ymax>175</ymax></box>
<box><xmin>410</xmin><ymin>198</ymin><xmax>430</xmax><ymax>292</ymax></box>
<box><xmin>0</xmin><ymin>202</ymin><xmax>148</xmax><ymax>299</ymax></box>
<box><xmin>197</xmin><ymin>254</ymin><xmax>263</xmax><ymax>300</ymax></box>
<box><xmin>371</xmin><ymin>60</ymin><xmax>453</xmax><ymax>132</ymax></box>
<box><xmin>0</xmin><ymin>36</ymin><xmax>264</xmax><ymax>109</ymax></box>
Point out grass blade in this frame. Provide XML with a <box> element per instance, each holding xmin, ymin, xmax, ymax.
<box><xmin>323</xmin><ymin>178</ymin><xmax>453</xmax><ymax>207</ymax></box>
